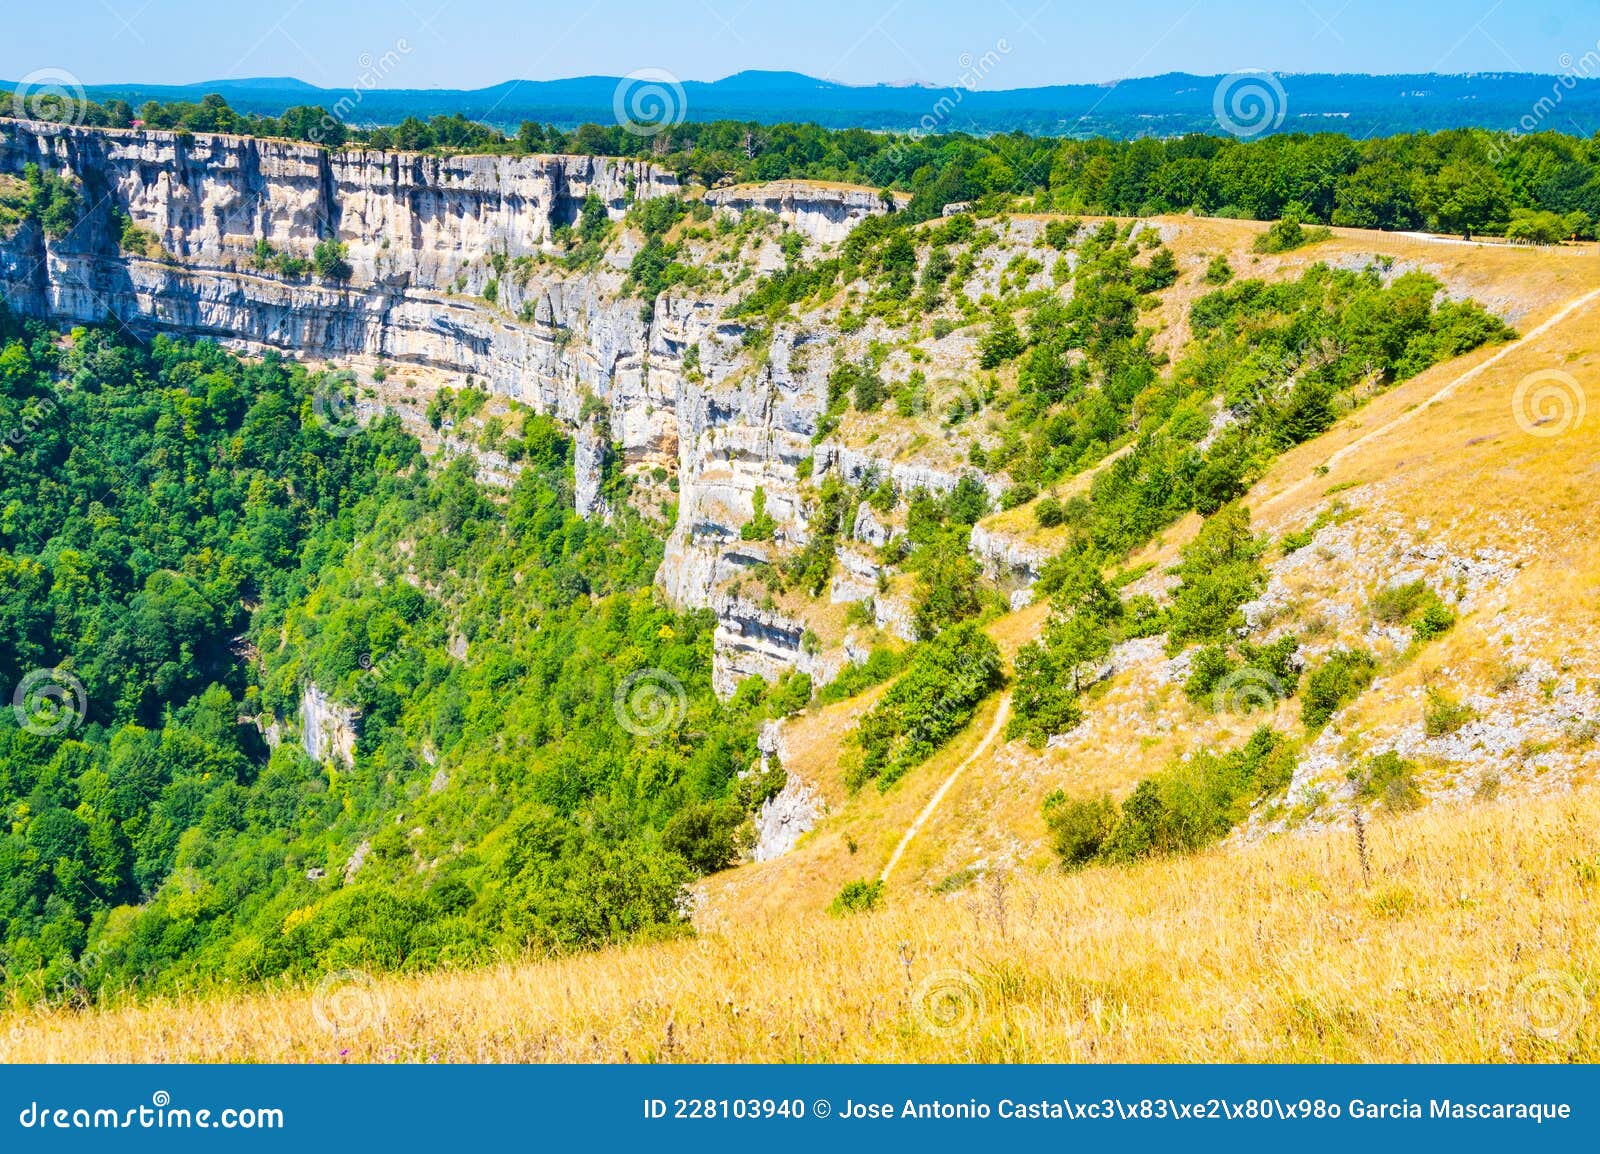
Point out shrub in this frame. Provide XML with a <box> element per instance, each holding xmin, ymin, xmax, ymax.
<box><xmin>1120</xmin><ymin>593</ymin><xmax>1167</xmax><ymax>639</ymax></box>
<box><xmin>660</xmin><ymin>801</ymin><xmax>751</xmax><ymax>874</ymax></box>
<box><xmin>1369</xmin><ymin>579</ymin><xmax>1432</xmax><ymax>624</ymax></box>
<box><xmin>313</xmin><ymin>239</ymin><xmax>352</xmax><ymax>281</ymax></box>
<box><xmin>1034</xmin><ymin>496</ymin><xmax>1066</xmax><ymax>528</ymax></box>
<box><xmin>1252</xmin><ymin>214</ymin><xmax>1331</xmax><ymax>254</ymax></box>
<box><xmin>829</xmin><ymin>879</ymin><xmax>883</xmax><ymax>915</ymax></box>
<box><xmin>1186</xmin><ymin>635</ymin><xmax>1300</xmax><ymax>710</ymax></box>
<box><xmin>1007</xmin><ymin>637</ymin><xmax>1086</xmax><ymax>746</ymax></box>
<box><xmin>1351</xmin><ymin>750</ymin><xmax>1422</xmax><ymax>811</ymax></box>
<box><xmin>739</xmin><ymin>485</ymin><xmax>776</xmax><ymax>540</ymax></box>
<box><xmin>1300</xmin><ymin>647</ymin><xmax>1378</xmax><ymax>729</ymax></box>
<box><xmin>844</xmin><ymin>623</ymin><xmax>1003</xmax><ymax>790</ymax></box>
<box><xmin>1058</xmin><ymin>727</ymin><xmax>1292</xmax><ymax>868</ymax></box>
<box><xmin>1413</xmin><ymin>599</ymin><xmax>1456</xmax><ymax>642</ymax></box>
<box><xmin>1043</xmin><ymin>218</ymin><xmax>1079</xmax><ymax>251</ymax></box>
<box><xmin>1183</xmin><ymin>644</ymin><xmax>1234</xmax><ymax>703</ymax></box>
<box><xmin>1203</xmin><ymin>254</ymin><xmax>1234</xmax><ymax>285</ymax></box>
<box><xmin>817</xmin><ymin>646</ymin><xmax>906</xmax><ymax>705</ymax></box>
<box><xmin>978</xmin><ymin>314</ymin><xmax>1024</xmax><ymax>367</ymax></box>
<box><xmin>1100</xmin><ymin>779</ymin><xmax>1173</xmax><ymax>862</ymax></box>
<box><xmin>910</xmin><ymin>541</ymin><xmax>984</xmax><ymax>639</ymax></box>
<box><xmin>1001</xmin><ymin>483</ymin><xmax>1037</xmax><ymax>510</ymax></box>
<box><xmin>1042</xmin><ymin>792</ymin><xmax>1118</xmax><ymax>869</ymax></box>
<box><xmin>1422</xmin><ymin>687</ymin><xmax>1475</xmax><ymax>737</ymax></box>
<box><xmin>1369</xmin><ymin>579</ymin><xmax>1456</xmax><ymax>642</ymax></box>
<box><xmin>1164</xmin><ymin>503</ymin><xmax>1267</xmax><ymax>651</ymax></box>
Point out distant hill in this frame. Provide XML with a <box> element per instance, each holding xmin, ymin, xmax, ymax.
<box><xmin>38</xmin><ymin>69</ymin><xmax>1600</xmax><ymax>139</ymax></box>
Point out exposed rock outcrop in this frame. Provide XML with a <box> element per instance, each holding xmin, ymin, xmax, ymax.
<box><xmin>704</xmin><ymin>181</ymin><xmax>908</xmax><ymax>244</ymax></box>
<box><xmin>300</xmin><ymin>683</ymin><xmax>360</xmax><ymax>769</ymax></box>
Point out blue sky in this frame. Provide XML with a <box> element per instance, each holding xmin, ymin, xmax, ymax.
<box><xmin>2</xmin><ymin>0</ymin><xmax>1590</xmax><ymax>89</ymax></box>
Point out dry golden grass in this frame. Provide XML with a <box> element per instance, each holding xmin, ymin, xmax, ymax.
<box><xmin>6</xmin><ymin>785</ymin><xmax>1595</xmax><ymax>1063</ymax></box>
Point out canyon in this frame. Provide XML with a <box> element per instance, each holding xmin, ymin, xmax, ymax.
<box><xmin>0</xmin><ymin>118</ymin><xmax>970</xmax><ymax>701</ymax></box>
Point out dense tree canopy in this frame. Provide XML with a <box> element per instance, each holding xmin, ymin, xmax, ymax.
<box><xmin>3</xmin><ymin>92</ymin><xmax>1596</xmax><ymax>238</ymax></box>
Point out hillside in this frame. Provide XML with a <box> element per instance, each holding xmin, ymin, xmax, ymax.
<box><xmin>703</xmin><ymin>233</ymin><xmax>1600</xmax><ymax>926</ymax></box>
<box><xmin>7</xmin><ymin>787</ymin><xmax>1597</xmax><ymax>1062</ymax></box>
<box><xmin>1</xmin><ymin>117</ymin><xmax>1597</xmax><ymax>1062</ymax></box>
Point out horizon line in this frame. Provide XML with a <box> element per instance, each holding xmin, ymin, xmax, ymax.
<box><xmin>35</xmin><ymin>65</ymin><xmax>1598</xmax><ymax>97</ymax></box>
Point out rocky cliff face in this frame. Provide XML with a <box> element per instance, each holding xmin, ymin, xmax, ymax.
<box><xmin>300</xmin><ymin>683</ymin><xmax>360</xmax><ymax>769</ymax></box>
<box><xmin>703</xmin><ymin>181</ymin><xmax>906</xmax><ymax>244</ymax></box>
<box><xmin>0</xmin><ymin>118</ymin><xmax>996</xmax><ymax>701</ymax></box>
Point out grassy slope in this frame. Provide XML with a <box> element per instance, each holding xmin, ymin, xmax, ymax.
<box><xmin>6</xmin><ymin>217</ymin><xmax>1599</xmax><ymax>1061</ymax></box>
<box><xmin>6</xmin><ymin>784</ymin><xmax>1595</xmax><ymax>1061</ymax></box>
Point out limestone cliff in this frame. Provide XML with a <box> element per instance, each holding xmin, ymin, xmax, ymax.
<box><xmin>0</xmin><ymin>118</ymin><xmax>1002</xmax><ymax>698</ymax></box>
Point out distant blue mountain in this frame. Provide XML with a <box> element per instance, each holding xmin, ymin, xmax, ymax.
<box><xmin>42</xmin><ymin>70</ymin><xmax>1600</xmax><ymax>139</ymax></box>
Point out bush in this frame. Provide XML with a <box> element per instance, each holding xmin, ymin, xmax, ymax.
<box><xmin>817</xmin><ymin>646</ymin><xmax>906</xmax><ymax>705</ymax></box>
<box><xmin>978</xmin><ymin>314</ymin><xmax>1024</xmax><ymax>367</ymax></box>
<box><xmin>1050</xmin><ymin>728</ymin><xmax>1292</xmax><ymax>869</ymax></box>
<box><xmin>1042</xmin><ymin>791</ymin><xmax>1117</xmax><ymax>869</ymax></box>
<box><xmin>1413</xmin><ymin>599</ymin><xmax>1456</xmax><ymax>643</ymax></box>
<box><xmin>1120</xmin><ymin>593</ymin><xmax>1167</xmax><ymax>639</ymax></box>
<box><xmin>660</xmin><ymin>802</ymin><xmax>751</xmax><ymax>875</ymax></box>
<box><xmin>1203</xmin><ymin>254</ymin><xmax>1233</xmax><ymax>285</ymax></box>
<box><xmin>1422</xmin><ymin>687</ymin><xmax>1475</xmax><ymax>737</ymax></box>
<box><xmin>1369</xmin><ymin>579</ymin><xmax>1456</xmax><ymax>643</ymax></box>
<box><xmin>1001</xmin><ymin>483</ymin><xmax>1037</xmax><ymax>510</ymax></box>
<box><xmin>1252</xmin><ymin>214</ymin><xmax>1331</xmax><ymax>254</ymax></box>
<box><xmin>910</xmin><ymin>541</ymin><xmax>984</xmax><ymax>639</ymax></box>
<box><xmin>1182</xmin><ymin>644</ymin><xmax>1234</xmax><ymax>703</ymax></box>
<box><xmin>1184</xmin><ymin>635</ymin><xmax>1299</xmax><ymax>711</ymax></box>
<box><xmin>739</xmin><ymin>485</ymin><xmax>776</xmax><ymax>541</ymax></box>
<box><xmin>829</xmin><ymin>879</ymin><xmax>883</xmax><ymax>915</ymax></box>
<box><xmin>1300</xmin><ymin>647</ymin><xmax>1378</xmax><ymax>729</ymax></box>
<box><xmin>1007</xmin><ymin>638</ymin><xmax>1085</xmax><ymax>746</ymax></box>
<box><xmin>845</xmin><ymin>623</ymin><xmax>1003</xmax><ymax>790</ymax></box>
<box><xmin>1351</xmin><ymin>750</ymin><xmax>1422</xmax><ymax>811</ymax></box>
<box><xmin>1043</xmin><ymin>218</ymin><xmax>1079</xmax><ymax>251</ymax></box>
<box><xmin>313</xmin><ymin>239</ymin><xmax>352</xmax><ymax>281</ymax></box>
<box><xmin>1369</xmin><ymin>579</ymin><xmax>1432</xmax><ymax>624</ymax></box>
<box><xmin>1164</xmin><ymin>503</ymin><xmax>1267</xmax><ymax>651</ymax></box>
<box><xmin>1034</xmin><ymin>496</ymin><xmax>1066</xmax><ymax>528</ymax></box>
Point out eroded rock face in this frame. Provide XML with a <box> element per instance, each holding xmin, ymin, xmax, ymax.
<box><xmin>300</xmin><ymin>683</ymin><xmax>360</xmax><ymax>769</ymax></box>
<box><xmin>703</xmin><ymin>181</ymin><xmax>905</xmax><ymax>244</ymax></box>
<box><xmin>969</xmin><ymin>521</ymin><xmax>1054</xmax><ymax>584</ymax></box>
<box><xmin>710</xmin><ymin>594</ymin><xmax>845</xmax><ymax>697</ymax></box>
<box><xmin>0</xmin><ymin>121</ymin><xmax>986</xmax><ymax>696</ymax></box>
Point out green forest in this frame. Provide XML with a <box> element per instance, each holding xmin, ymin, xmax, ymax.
<box><xmin>0</xmin><ymin>316</ymin><xmax>804</xmax><ymax>1004</ymax></box>
<box><xmin>3</xmin><ymin>90</ymin><xmax>1597</xmax><ymax>239</ymax></box>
